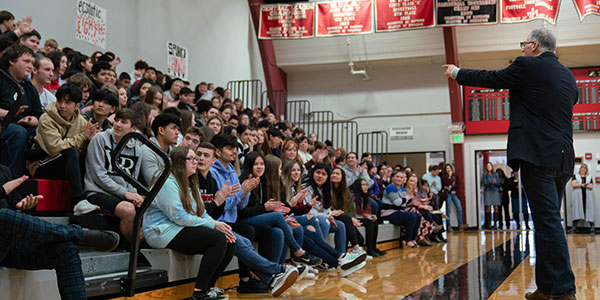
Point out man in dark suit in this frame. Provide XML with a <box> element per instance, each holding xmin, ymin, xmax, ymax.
<box><xmin>443</xmin><ymin>29</ymin><xmax>577</xmax><ymax>300</ymax></box>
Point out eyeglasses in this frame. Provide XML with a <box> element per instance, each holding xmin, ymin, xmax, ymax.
<box><xmin>186</xmin><ymin>157</ymin><xmax>199</xmax><ymax>163</ymax></box>
<box><xmin>519</xmin><ymin>41</ymin><xmax>535</xmax><ymax>49</ymax></box>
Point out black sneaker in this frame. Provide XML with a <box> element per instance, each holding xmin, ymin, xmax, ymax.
<box><xmin>291</xmin><ymin>251</ymin><xmax>322</xmax><ymax>266</ymax></box>
<box><xmin>77</xmin><ymin>228</ymin><xmax>120</xmax><ymax>252</ymax></box>
<box><xmin>316</xmin><ymin>261</ymin><xmax>333</xmax><ymax>271</ymax></box>
<box><xmin>296</xmin><ymin>265</ymin><xmax>308</xmax><ymax>280</ymax></box>
<box><xmin>237</xmin><ymin>277</ymin><xmax>270</xmax><ymax>293</ymax></box>
<box><xmin>375</xmin><ymin>248</ymin><xmax>387</xmax><ymax>256</ymax></box>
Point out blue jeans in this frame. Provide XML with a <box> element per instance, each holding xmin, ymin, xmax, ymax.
<box><xmin>275</xmin><ymin>226</ymin><xmax>303</xmax><ymax>264</ymax></box>
<box><xmin>271</xmin><ymin>227</ymin><xmax>284</xmax><ymax>264</ymax></box>
<box><xmin>0</xmin><ymin>123</ymin><xmax>32</xmax><ymax>177</ymax></box>
<box><xmin>445</xmin><ymin>193</ymin><xmax>463</xmax><ymax>225</ymax></box>
<box><xmin>316</xmin><ymin>216</ymin><xmax>346</xmax><ymax>252</ymax></box>
<box><xmin>302</xmin><ymin>227</ymin><xmax>342</xmax><ymax>267</ymax></box>
<box><xmin>520</xmin><ymin>162</ymin><xmax>575</xmax><ymax>298</ymax></box>
<box><xmin>370</xmin><ymin>198</ymin><xmax>380</xmax><ymax>217</ymax></box>
<box><xmin>242</xmin><ymin>212</ymin><xmax>302</xmax><ymax>253</ymax></box>
<box><xmin>382</xmin><ymin>210</ymin><xmax>420</xmax><ymax>242</ymax></box>
<box><xmin>233</xmin><ymin>231</ymin><xmax>282</xmax><ymax>280</ymax></box>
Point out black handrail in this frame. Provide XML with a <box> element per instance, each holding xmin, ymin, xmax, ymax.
<box><xmin>0</xmin><ymin>67</ymin><xmax>25</xmax><ymax>133</ymax></box>
<box><xmin>111</xmin><ymin>132</ymin><xmax>171</xmax><ymax>296</ymax></box>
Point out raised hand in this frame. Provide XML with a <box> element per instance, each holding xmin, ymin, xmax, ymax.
<box><xmin>215</xmin><ymin>180</ymin><xmax>240</xmax><ymax>206</ymax></box>
<box><xmin>442</xmin><ymin>64</ymin><xmax>457</xmax><ymax>79</ymax></box>
<box><xmin>241</xmin><ymin>174</ymin><xmax>260</xmax><ymax>195</ymax></box>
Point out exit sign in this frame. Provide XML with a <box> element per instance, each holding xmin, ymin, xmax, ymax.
<box><xmin>450</xmin><ymin>133</ymin><xmax>464</xmax><ymax>144</ymax></box>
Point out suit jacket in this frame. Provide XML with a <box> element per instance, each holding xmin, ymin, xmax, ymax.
<box><xmin>456</xmin><ymin>52</ymin><xmax>578</xmax><ymax>174</ymax></box>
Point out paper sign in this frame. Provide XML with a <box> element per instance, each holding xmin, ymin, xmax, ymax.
<box><xmin>75</xmin><ymin>0</ymin><xmax>107</xmax><ymax>48</ymax></box>
<box><xmin>167</xmin><ymin>41</ymin><xmax>188</xmax><ymax>81</ymax></box>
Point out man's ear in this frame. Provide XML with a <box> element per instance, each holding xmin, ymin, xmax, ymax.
<box><xmin>158</xmin><ymin>126</ymin><xmax>165</xmax><ymax>136</ymax></box>
<box><xmin>215</xmin><ymin>148</ymin><xmax>222</xmax><ymax>158</ymax></box>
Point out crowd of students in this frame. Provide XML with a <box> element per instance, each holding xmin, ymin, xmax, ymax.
<box><xmin>0</xmin><ymin>11</ymin><xmax>462</xmax><ymax>300</ymax></box>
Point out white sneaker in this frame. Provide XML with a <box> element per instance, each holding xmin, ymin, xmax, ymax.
<box><xmin>308</xmin><ymin>266</ymin><xmax>319</xmax><ymax>274</ymax></box>
<box><xmin>304</xmin><ymin>272</ymin><xmax>318</xmax><ymax>280</ymax></box>
<box><xmin>339</xmin><ymin>261</ymin><xmax>366</xmax><ymax>277</ymax></box>
<box><xmin>339</xmin><ymin>251</ymin><xmax>367</xmax><ymax>271</ymax></box>
<box><xmin>73</xmin><ymin>200</ymin><xmax>100</xmax><ymax>216</ymax></box>
<box><xmin>271</xmin><ymin>265</ymin><xmax>298</xmax><ymax>297</ymax></box>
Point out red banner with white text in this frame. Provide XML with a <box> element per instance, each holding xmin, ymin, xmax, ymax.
<box><xmin>375</xmin><ymin>0</ymin><xmax>435</xmax><ymax>31</ymax></box>
<box><xmin>316</xmin><ymin>0</ymin><xmax>373</xmax><ymax>37</ymax></box>
<box><xmin>259</xmin><ymin>3</ymin><xmax>315</xmax><ymax>39</ymax></box>
<box><xmin>501</xmin><ymin>0</ymin><xmax>561</xmax><ymax>24</ymax></box>
<box><xmin>572</xmin><ymin>0</ymin><xmax>600</xmax><ymax>21</ymax></box>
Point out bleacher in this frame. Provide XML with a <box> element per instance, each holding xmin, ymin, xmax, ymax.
<box><xmin>2</xmin><ymin>77</ymin><xmax>403</xmax><ymax>299</ymax></box>
<box><xmin>0</xmin><ymin>215</ymin><xmax>403</xmax><ymax>299</ymax></box>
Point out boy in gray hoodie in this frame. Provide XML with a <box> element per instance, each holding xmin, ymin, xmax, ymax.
<box><xmin>84</xmin><ymin>108</ymin><xmax>144</xmax><ymax>242</ymax></box>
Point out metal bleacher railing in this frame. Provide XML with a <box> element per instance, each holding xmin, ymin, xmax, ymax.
<box><xmin>226</xmin><ymin>80</ymin><xmax>390</xmax><ymax>162</ymax></box>
<box><xmin>111</xmin><ymin>132</ymin><xmax>171</xmax><ymax>296</ymax></box>
<box><xmin>286</xmin><ymin>100</ymin><xmax>388</xmax><ymax>161</ymax></box>
<box><xmin>227</xmin><ymin>79</ymin><xmax>263</xmax><ymax>110</ymax></box>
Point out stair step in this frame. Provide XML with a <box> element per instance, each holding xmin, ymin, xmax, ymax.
<box><xmin>38</xmin><ymin>216</ymin><xmax>70</xmax><ymax>225</ymax></box>
<box><xmin>80</xmin><ymin>250</ymin><xmax>130</xmax><ymax>277</ymax></box>
<box><xmin>85</xmin><ymin>267</ymin><xmax>168</xmax><ymax>298</ymax></box>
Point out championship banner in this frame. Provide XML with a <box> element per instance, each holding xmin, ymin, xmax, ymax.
<box><xmin>75</xmin><ymin>0</ymin><xmax>107</xmax><ymax>49</ymax></box>
<box><xmin>316</xmin><ymin>0</ymin><xmax>374</xmax><ymax>37</ymax></box>
<box><xmin>259</xmin><ymin>3</ymin><xmax>315</xmax><ymax>39</ymax></box>
<box><xmin>501</xmin><ymin>0</ymin><xmax>561</xmax><ymax>24</ymax></box>
<box><xmin>437</xmin><ymin>0</ymin><xmax>498</xmax><ymax>25</ymax></box>
<box><xmin>375</xmin><ymin>0</ymin><xmax>435</xmax><ymax>31</ymax></box>
<box><xmin>166</xmin><ymin>41</ymin><xmax>188</xmax><ymax>81</ymax></box>
<box><xmin>572</xmin><ymin>0</ymin><xmax>600</xmax><ymax>21</ymax></box>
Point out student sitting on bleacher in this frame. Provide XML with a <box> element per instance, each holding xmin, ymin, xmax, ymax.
<box><xmin>0</xmin><ymin>163</ymin><xmax>119</xmax><ymax>300</ymax></box>
<box><xmin>381</xmin><ymin>170</ymin><xmax>422</xmax><ymax>248</ymax></box>
<box><xmin>141</xmin><ymin>113</ymin><xmax>181</xmax><ymax>186</ymax></box>
<box><xmin>83</xmin><ymin>88</ymin><xmax>117</xmax><ymax>131</ymax></box>
<box><xmin>0</xmin><ymin>44</ymin><xmax>43</xmax><ymax>178</ymax></box>
<box><xmin>330</xmin><ymin>167</ymin><xmax>368</xmax><ymax>257</ymax></box>
<box><xmin>28</xmin><ymin>83</ymin><xmax>99</xmax><ymax>208</ymax></box>
<box><xmin>142</xmin><ymin>146</ymin><xmax>235</xmax><ymax>300</ymax></box>
<box><xmin>351</xmin><ymin>178</ymin><xmax>387</xmax><ymax>256</ymax></box>
<box><xmin>84</xmin><ymin>109</ymin><xmax>144</xmax><ymax>242</ymax></box>
<box><xmin>195</xmin><ymin>143</ymin><xmax>301</xmax><ymax>296</ymax></box>
<box><xmin>281</xmin><ymin>160</ymin><xmax>365</xmax><ymax>275</ymax></box>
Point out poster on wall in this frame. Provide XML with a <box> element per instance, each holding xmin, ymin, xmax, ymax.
<box><xmin>375</xmin><ymin>0</ymin><xmax>435</xmax><ymax>31</ymax></box>
<box><xmin>259</xmin><ymin>3</ymin><xmax>315</xmax><ymax>39</ymax></box>
<box><xmin>572</xmin><ymin>0</ymin><xmax>600</xmax><ymax>21</ymax></box>
<box><xmin>75</xmin><ymin>0</ymin><xmax>107</xmax><ymax>49</ymax></box>
<box><xmin>316</xmin><ymin>0</ymin><xmax>373</xmax><ymax>37</ymax></box>
<box><xmin>436</xmin><ymin>0</ymin><xmax>498</xmax><ymax>26</ymax></box>
<box><xmin>166</xmin><ymin>41</ymin><xmax>188</xmax><ymax>81</ymax></box>
<box><xmin>500</xmin><ymin>0</ymin><xmax>561</xmax><ymax>24</ymax></box>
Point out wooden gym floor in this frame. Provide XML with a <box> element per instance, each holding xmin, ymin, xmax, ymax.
<box><xmin>225</xmin><ymin>230</ymin><xmax>599</xmax><ymax>300</ymax></box>
<box><xmin>113</xmin><ymin>229</ymin><xmax>599</xmax><ymax>300</ymax></box>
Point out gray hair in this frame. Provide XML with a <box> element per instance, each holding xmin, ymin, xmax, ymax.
<box><xmin>529</xmin><ymin>29</ymin><xmax>556</xmax><ymax>53</ymax></box>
